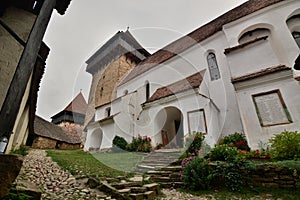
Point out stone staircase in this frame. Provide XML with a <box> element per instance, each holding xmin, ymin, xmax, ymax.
<box><xmin>147</xmin><ymin>165</ymin><xmax>184</xmax><ymax>189</ymax></box>
<box><xmin>135</xmin><ymin>149</ymin><xmax>183</xmax><ymax>173</ymax></box>
<box><xmin>86</xmin><ymin>176</ymin><xmax>160</xmax><ymax>200</ymax></box>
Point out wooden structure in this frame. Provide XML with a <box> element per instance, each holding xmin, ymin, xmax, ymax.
<box><xmin>0</xmin><ymin>0</ymin><xmax>71</xmax><ymax>153</ymax></box>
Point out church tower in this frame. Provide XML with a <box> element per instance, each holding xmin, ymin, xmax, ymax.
<box><xmin>84</xmin><ymin>30</ymin><xmax>150</xmax><ymax>127</ymax></box>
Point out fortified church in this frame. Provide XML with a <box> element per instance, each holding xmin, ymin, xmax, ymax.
<box><xmin>84</xmin><ymin>0</ymin><xmax>300</xmax><ymax>151</ymax></box>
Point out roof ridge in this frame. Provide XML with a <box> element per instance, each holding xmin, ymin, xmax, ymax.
<box><xmin>119</xmin><ymin>0</ymin><xmax>285</xmax><ymax>86</ymax></box>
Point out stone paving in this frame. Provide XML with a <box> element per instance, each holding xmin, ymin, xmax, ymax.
<box><xmin>14</xmin><ymin>149</ymin><xmax>111</xmax><ymax>200</ymax></box>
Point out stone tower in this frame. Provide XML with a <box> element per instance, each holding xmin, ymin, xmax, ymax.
<box><xmin>84</xmin><ymin>30</ymin><xmax>150</xmax><ymax>127</ymax></box>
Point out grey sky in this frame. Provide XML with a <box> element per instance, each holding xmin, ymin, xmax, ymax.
<box><xmin>37</xmin><ymin>0</ymin><xmax>247</xmax><ymax>121</ymax></box>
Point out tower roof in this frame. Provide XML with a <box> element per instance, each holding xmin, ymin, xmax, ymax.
<box><xmin>63</xmin><ymin>92</ymin><xmax>88</xmax><ymax>115</ymax></box>
<box><xmin>51</xmin><ymin>92</ymin><xmax>87</xmax><ymax>120</ymax></box>
<box><xmin>85</xmin><ymin>30</ymin><xmax>150</xmax><ymax>74</ymax></box>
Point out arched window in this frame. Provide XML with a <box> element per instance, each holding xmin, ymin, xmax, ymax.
<box><xmin>145</xmin><ymin>81</ymin><xmax>150</xmax><ymax>100</ymax></box>
<box><xmin>207</xmin><ymin>53</ymin><xmax>220</xmax><ymax>81</ymax></box>
<box><xmin>286</xmin><ymin>14</ymin><xmax>300</xmax><ymax>48</ymax></box>
<box><xmin>292</xmin><ymin>31</ymin><xmax>300</xmax><ymax>48</ymax></box>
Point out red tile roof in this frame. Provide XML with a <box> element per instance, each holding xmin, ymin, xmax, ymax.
<box><xmin>231</xmin><ymin>65</ymin><xmax>290</xmax><ymax>83</ymax></box>
<box><xmin>64</xmin><ymin>92</ymin><xmax>88</xmax><ymax>115</ymax></box>
<box><xmin>145</xmin><ymin>71</ymin><xmax>204</xmax><ymax>103</ymax></box>
<box><xmin>119</xmin><ymin>0</ymin><xmax>284</xmax><ymax>86</ymax></box>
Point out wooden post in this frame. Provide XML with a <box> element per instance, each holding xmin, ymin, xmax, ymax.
<box><xmin>0</xmin><ymin>0</ymin><xmax>56</xmax><ymax>138</ymax></box>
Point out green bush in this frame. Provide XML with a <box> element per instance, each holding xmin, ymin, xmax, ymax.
<box><xmin>208</xmin><ymin>145</ymin><xmax>238</xmax><ymax>161</ymax></box>
<box><xmin>269</xmin><ymin>131</ymin><xmax>300</xmax><ymax>160</ymax></box>
<box><xmin>182</xmin><ymin>157</ymin><xmax>211</xmax><ymax>190</ymax></box>
<box><xmin>112</xmin><ymin>136</ymin><xmax>128</xmax><ymax>150</ymax></box>
<box><xmin>211</xmin><ymin>159</ymin><xmax>252</xmax><ymax>191</ymax></box>
<box><xmin>126</xmin><ymin>135</ymin><xmax>152</xmax><ymax>152</ymax></box>
<box><xmin>220</xmin><ymin>132</ymin><xmax>250</xmax><ymax>151</ymax></box>
<box><xmin>185</xmin><ymin>132</ymin><xmax>205</xmax><ymax>156</ymax></box>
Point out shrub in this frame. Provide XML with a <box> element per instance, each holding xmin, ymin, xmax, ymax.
<box><xmin>269</xmin><ymin>131</ymin><xmax>300</xmax><ymax>161</ymax></box>
<box><xmin>185</xmin><ymin>132</ymin><xmax>205</xmax><ymax>156</ymax></box>
<box><xmin>182</xmin><ymin>157</ymin><xmax>211</xmax><ymax>190</ymax></box>
<box><xmin>210</xmin><ymin>159</ymin><xmax>253</xmax><ymax>191</ymax></box>
<box><xmin>220</xmin><ymin>132</ymin><xmax>250</xmax><ymax>151</ymax></box>
<box><xmin>126</xmin><ymin>135</ymin><xmax>152</xmax><ymax>152</ymax></box>
<box><xmin>112</xmin><ymin>136</ymin><xmax>128</xmax><ymax>150</ymax></box>
<box><xmin>208</xmin><ymin>144</ymin><xmax>238</xmax><ymax>161</ymax></box>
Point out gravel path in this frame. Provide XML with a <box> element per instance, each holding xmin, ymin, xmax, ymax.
<box><xmin>14</xmin><ymin>149</ymin><xmax>110</xmax><ymax>200</ymax></box>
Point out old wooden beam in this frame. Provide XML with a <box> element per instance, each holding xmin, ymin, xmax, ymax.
<box><xmin>0</xmin><ymin>0</ymin><xmax>56</xmax><ymax>138</ymax></box>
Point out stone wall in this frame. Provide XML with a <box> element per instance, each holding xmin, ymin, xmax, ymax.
<box><xmin>32</xmin><ymin>136</ymin><xmax>56</xmax><ymax>149</ymax></box>
<box><xmin>249</xmin><ymin>164</ymin><xmax>299</xmax><ymax>188</ymax></box>
<box><xmin>60</xmin><ymin>142</ymin><xmax>80</xmax><ymax>150</ymax></box>
<box><xmin>95</xmin><ymin>55</ymin><xmax>136</xmax><ymax>108</ymax></box>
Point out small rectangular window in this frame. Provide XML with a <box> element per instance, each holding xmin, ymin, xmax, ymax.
<box><xmin>252</xmin><ymin>90</ymin><xmax>292</xmax><ymax>127</ymax></box>
<box><xmin>187</xmin><ymin>109</ymin><xmax>207</xmax><ymax>134</ymax></box>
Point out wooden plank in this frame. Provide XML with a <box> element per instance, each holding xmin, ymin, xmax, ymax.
<box><xmin>0</xmin><ymin>0</ymin><xmax>56</xmax><ymax>138</ymax></box>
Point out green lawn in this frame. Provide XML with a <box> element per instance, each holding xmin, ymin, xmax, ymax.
<box><xmin>46</xmin><ymin>150</ymin><xmax>145</xmax><ymax>179</ymax></box>
<box><xmin>92</xmin><ymin>151</ymin><xmax>145</xmax><ymax>172</ymax></box>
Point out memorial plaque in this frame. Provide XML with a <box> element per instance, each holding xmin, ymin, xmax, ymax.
<box><xmin>188</xmin><ymin>109</ymin><xmax>207</xmax><ymax>133</ymax></box>
<box><xmin>253</xmin><ymin>90</ymin><xmax>291</xmax><ymax>126</ymax></box>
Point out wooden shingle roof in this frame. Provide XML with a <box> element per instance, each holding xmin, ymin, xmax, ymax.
<box><xmin>34</xmin><ymin>116</ymin><xmax>81</xmax><ymax>144</ymax></box>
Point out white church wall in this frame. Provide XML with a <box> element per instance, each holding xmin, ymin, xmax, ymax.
<box><xmin>223</xmin><ymin>0</ymin><xmax>300</xmax><ymax>71</ymax></box>
<box><xmin>234</xmin><ymin>72</ymin><xmax>300</xmax><ymax>149</ymax></box>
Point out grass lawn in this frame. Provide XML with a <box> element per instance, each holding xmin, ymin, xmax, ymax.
<box><xmin>46</xmin><ymin>150</ymin><xmax>145</xmax><ymax>179</ymax></box>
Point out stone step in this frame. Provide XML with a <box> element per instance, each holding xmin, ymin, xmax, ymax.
<box><xmin>160</xmin><ymin>165</ymin><xmax>182</xmax><ymax>172</ymax></box>
<box><xmin>110</xmin><ymin>182</ymin><xmax>143</xmax><ymax>190</ymax></box>
<box><xmin>146</xmin><ymin>170</ymin><xmax>173</xmax><ymax>175</ymax></box>
<box><xmin>141</xmin><ymin>159</ymin><xmax>179</xmax><ymax>163</ymax></box>
<box><xmin>160</xmin><ymin>182</ymin><xmax>184</xmax><ymax>189</ymax></box>
<box><xmin>149</xmin><ymin>176</ymin><xmax>171</xmax><ymax>183</ymax></box>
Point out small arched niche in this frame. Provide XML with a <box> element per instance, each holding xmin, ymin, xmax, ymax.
<box><xmin>238</xmin><ymin>28</ymin><xmax>271</xmax><ymax>44</ymax></box>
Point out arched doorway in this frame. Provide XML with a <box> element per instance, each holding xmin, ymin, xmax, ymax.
<box><xmin>155</xmin><ymin>107</ymin><xmax>184</xmax><ymax>148</ymax></box>
<box><xmin>89</xmin><ymin>128</ymin><xmax>103</xmax><ymax>150</ymax></box>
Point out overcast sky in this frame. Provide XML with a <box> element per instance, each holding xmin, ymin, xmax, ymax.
<box><xmin>37</xmin><ymin>0</ymin><xmax>247</xmax><ymax>121</ymax></box>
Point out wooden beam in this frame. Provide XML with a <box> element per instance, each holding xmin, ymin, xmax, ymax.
<box><xmin>0</xmin><ymin>0</ymin><xmax>56</xmax><ymax>138</ymax></box>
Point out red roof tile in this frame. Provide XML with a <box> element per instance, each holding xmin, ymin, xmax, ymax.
<box><xmin>231</xmin><ymin>65</ymin><xmax>290</xmax><ymax>83</ymax></box>
<box><xmin>145</xmin><ymin>71</ymin><xmax>204</xmax><ymax>103</ymax></box>
<box><xmin>120</xmin><ymin>0</ymin><xmax>284</xmax><ymax>86</ymax></box>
